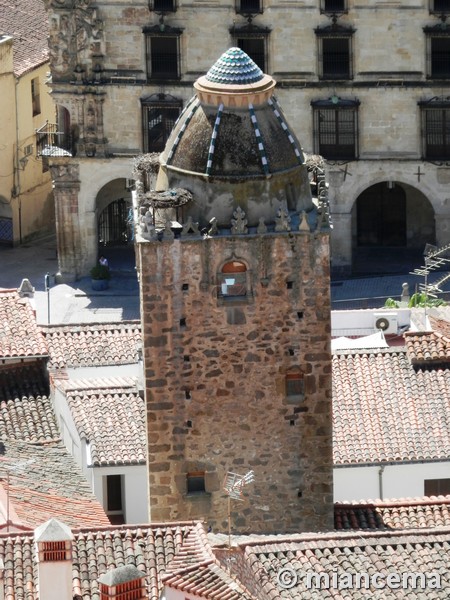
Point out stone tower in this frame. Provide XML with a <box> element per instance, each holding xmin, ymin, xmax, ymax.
<box><xmin>135</xmin><ymin>48</ymin><xmax>333</xmax><ymax>534</ymax></box>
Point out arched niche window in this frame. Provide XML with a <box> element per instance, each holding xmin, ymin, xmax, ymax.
<box><xmin>218</xmin><ymin>260</ymin><xmax>248</xmax><ymax>299</ymax></box>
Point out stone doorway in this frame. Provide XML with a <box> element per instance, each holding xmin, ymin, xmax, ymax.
<box><xmin>352</xmin><ymin>182</ymin><xmax>435</xmax><ymax>275</ymax></box>
<box><xmin>357</xmin><ymin>182</ymin><xmax>406</xmax><ymax>247</ymax></box>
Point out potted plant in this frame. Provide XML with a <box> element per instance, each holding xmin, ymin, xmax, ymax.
<box><xmin>90</xmin><ymin>264</ymin><xmax>111</xmax><ymax>291</ymax></box>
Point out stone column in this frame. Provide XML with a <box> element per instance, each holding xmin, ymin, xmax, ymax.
<box><xmin>435</xmin><ymin>214</ymin><xmax>450</xmax><ymax>250</ymax></box>
<box><xmin>329</xmin><ymin>212</ymin><xmax>353</xmax><ymax>277</ymax></box>
<box><xmin>49</xmin><ymin>159</ymin><xmax>81</xmax><ymax>282</ymax></box>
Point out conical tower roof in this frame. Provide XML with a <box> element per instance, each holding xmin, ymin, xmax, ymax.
<box><xmin>205</xmin><ymin>47</ymin><xmax>264</xmax><ymax>85</ymax></box>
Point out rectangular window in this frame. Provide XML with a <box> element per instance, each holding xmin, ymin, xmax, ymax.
<box><xmin>146</xmin><ymin>35</ymin><xmax>180</xmax><ymax>80</ymax></box>
<box><xmin>150</xmin><ymin>0</ymin><xmax>176</xmax><ymax>10</ymax></box>
<box><xmin>430</xmin><ymin>35</ymin><xmax>450</xmax><ymax>77</ymax></box>
<box><xmin>106</xmin><ymin>474</ymin><xmax>124</xmax><ymax>523</ymax></box>
<box><xmin>236</xmin><ymin>0</ymin><xmax>263</xmax><ymax>13</ymax></box>
<box><xmin>187</xmin><ymin>471</ymin><xmax>206</xmax><ymax>494</ymax></box>
<box><xmin>322</xmin><ymin>0</ymin><xmax>346</xmax><ymax>11</ymax></box>
<box><xmin>321</xmin><ymin>36</ymin><xmax>351</xmax><ymax>79</ymax></box>
<box><xmin>286</xmin><ymin>373</ymin><xmax>304</xmax><ymax>398</ymax></box>
<box><xmin>142</xmin><ymin>102</ymin><xmax>181</xmax><ymax>152</ymax></box>
<box><xmin>424</xmin><ymin>478</ymin><xmax>450</xmax><ymax>495</ymax></box>
<box><xmin>431</xmin><ymin>0</ymin><xmax>450</xmax><ymax>13</ymax></box>
<box><xmin>313</xmin><ymin>106</ymin><xmax>358</xmax><ymax>159</ymax></box>
<box><xmin>237</xmin><ymin>37</ymin><xmax>266</xmax><ymax>72</ymax></box>
<box><xmin>422</xmin><ymin>106</ymin><xmax>450</xmax><ymax>159</ymax></box>
<box><xmin>31</xmin><ymin>77</ymin><xmax>41</xmax><ymax>116</ymax></box>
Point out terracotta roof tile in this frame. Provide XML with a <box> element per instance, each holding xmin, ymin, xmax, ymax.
<box><xmin>0</xmin><ymin>521</ymin><xmax>199</xmax><ymax>600</ymax></box>
<box><xmin>0</xmin><ymin>0</ymin><xmax>49</xmax><ymax>77</ymax></box>
<box><xmin>0</xmin><ymin>439</ymin><xmax>110</xmax><ymax>529</ymax></box>
<box><xmin>162</xmin><ymin>523</ymin><xmax>257</xmax><ymax>599</ymax></box>
<box><xmin>59</xmin><ymin>378</ymin><xmax>146</xmax><ymax>466</ymax></box>
<box><xmin>41</xmin><ymin>321</ymin><xmax>142</xmax><ymax>368</ymax></box>
<box><xmin>0</xmin><ymin>364</ymin><xmax>60</xmax><ymax>443</ymax></box>
<box><xmin>335</xmin><ymin>496</ymin><xmax>450</xmax><ymax>530</ymax></box>
<box><xmin>405</xmin><ymin>330</ymin><xmax>450</xmax><ymax>365</ymax></box>
<box><xmin>333</xmin><ymin>348</ymin><xmax>450</xmax><ymax>464</ymax></box>
<box><xmin>238</xmin><ymin>527</ymin><xmax>450</xmax><ymax>599</ymax></box>
<box><xmin>0</xmin><ymin>291</ymin><xmax>47</xmax><ymax>359</ymax></box>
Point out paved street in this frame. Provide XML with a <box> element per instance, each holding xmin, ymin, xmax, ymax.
<box><xmin>0</xmin><ymin>236</ymin><xmax>448</xmax><ymax>324</ymax></box>
<box><xmin>0</xmin><ymin>237</ymin><xmax>140</xmax><ymax>324</ymax></box>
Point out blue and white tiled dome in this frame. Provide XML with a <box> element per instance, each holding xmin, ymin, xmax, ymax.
<box><xmin>205</xmin><ymin>47</ymin><xmax>264</xmax><ymax>85</ymax></box>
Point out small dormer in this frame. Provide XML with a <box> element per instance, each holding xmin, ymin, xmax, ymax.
<box><xmin>34</xmin><ymin>519</ymin><xmax>73</xmax><ymax>600</ymax></box>
<box><xmin>98</xmin><ymin>565</ymin><xmax>147</xmax><ymax>600</ymax></box>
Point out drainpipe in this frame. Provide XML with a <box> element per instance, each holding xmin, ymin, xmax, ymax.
<box><xmin>378</xmin><ymin>465</ymin><xmax>385</xmax><ymax>500</ymax></box>
<box><xmin>13</xmin><ymin>74</ymin><xmax>22</xmax><ymax>244</ymax></box>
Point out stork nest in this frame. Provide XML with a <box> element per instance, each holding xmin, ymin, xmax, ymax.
<box><xmin>133</xmin><ymin>153</ymin><xmax>161</xmax><ymax>175</ymax></box>
<box><xmin>304</xmin><ymin>153</ymin><xmax>325</xmax><ymax>171</ymax></box>
<box><xmin>142</xmin><ymin>188</ymin><xmax>193</xmax><ymax>209</ymax></box>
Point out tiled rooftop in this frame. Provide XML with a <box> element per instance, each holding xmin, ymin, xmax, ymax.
<box><xmin>333</xmin><ymin>348</ymin><xmax>450</xmax><ymax>464</ymax></box>
<box><xmin>0</xmin><ymin>521</ymin><xmax>198</xmax><ymax>600</ymax></box>
<box><xmin>335</xmin><ymin>496</ymin><xmax>450</xmax><ymax>530</ymax></box>
<box><xmin>0</xmin><ymin>364</ymin><xmax>60</xmax><ymax>443</ymax></box>
<box><xmin>42</xmin><ymin>321</ymin><xmax>142</xmax><ymax>369</ymax></box>
<box><xmin>0</xmin><ymin>0</ymin><xmax>49</xmax><ymax>76</ymax></box>
<box><xmin>0</xmin><ymin>439</ymin><xmax>110</xmax><ymax>530</ymax></box>
<box><xmin>58</xmin><ymin>378</ymin><xmax>146</xmax><ymax>466</ymax></box>
<box><xmin>405</xmin><ymin>329</ymin><xmax>450</xmax><ymax>366</ymax></box>
<box><xmin>0</xmin><ymin>291</ymin><xmax>47</xmax><ymax>360</ymax></box>
<box><xmin>162</xmin><ymin>523</ymin><xmax>256</xmax><ymax>600</ymax></box>
<box><xmin>238</xmin><ymin>527</ymin><xmax>450</xmax><ymax>598</ymax></box>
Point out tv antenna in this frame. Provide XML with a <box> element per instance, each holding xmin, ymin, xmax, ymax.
<box><xmin>223</xmin><ymin>470</ymin><xmax>255</xmax><ymax>548</ymax></box>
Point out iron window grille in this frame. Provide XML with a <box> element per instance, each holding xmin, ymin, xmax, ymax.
<box><xmin>230</xmin><ymin>23</ymin><xmax>271</xmax><ymax>72</ymax></box>
<box><xmin>315</xmin><ymin>25</ymin><xmax>354</xmax><ymax>80</ymax></box>
<box><xmin>148</xmin><ymin>0</ymin><xmax>177</xmax><ymax>11</ymax></box>
<box><xmin>141</xmin><ymin>93</ymin><xmax>182</xmax><ymax>152</ymax></box>
<box><xmin>312</xmin><ymin>98</ymin><xmax>359</xmax><ymax>160</ymax></box>
<box><xmin>321</xmin><ymin>0</ymin><xmax>347</xmax><ymax>14</ymax></box>
<box><xmin>144</xmin><ymin>27</ymin><xmax>182</xmax><ymax>80</ymax></box>
<box><xmin>430</xmin><ymin>0</ymin><xmax>450</xmax><ymax>14</ymax></box>
<box><xmin>419</xmin><ymin>99</ymin><xmax>450</xmax><ymax>159</ymax></box>
<box><xmin>236</xmin><ymin>0</ymin><xmax>263</xmax><ymax>14</ymax></box>
<box><xmin>424</xmin><ymin>27</ymin><xmax>450</xmax><ymax>78</ymax></box>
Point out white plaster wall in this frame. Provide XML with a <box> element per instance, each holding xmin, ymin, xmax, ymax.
<box><xmin>52</xmin><ymin>386</ymin><xmax>86</xmax><ymax>475</ymax></box>
<box><xmin>37</xmin><ymin>561</ymin><xmax>72</xmax><ymax>600</ymax></box>
<box><xmin>66</xmin><ymin>364</ymin><xmax>141</xmax><ymax>380</ymax></box>
<box><xmin>334</xmin><ymin>462</ymin><xmax>450</xmax><ymax>502</ymax></box>
<box><xmin>163</xmin><ymin>588</ymin><xmax>206</xmax><ymax>600</ymax></box>
<box><xmin>91</xmin><ymin>464</ymin><xmax>148</xmax><ymax>524</ymax></box>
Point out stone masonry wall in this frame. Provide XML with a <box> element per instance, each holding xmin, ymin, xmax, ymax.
<box><xmin>139</xmin><ymin>231</ymin><xmax>333</xmax><ymax>534</ymax></box>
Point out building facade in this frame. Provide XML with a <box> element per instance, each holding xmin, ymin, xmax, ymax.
<box><xmin>43</xmin><ymin>0</ymin><xmax>450</xmax><ymax>278</ymax></box>
<box><xmin>0</xmin><ymin>0</ymin><xmax>55</xmax><ymax>246</ymax></box>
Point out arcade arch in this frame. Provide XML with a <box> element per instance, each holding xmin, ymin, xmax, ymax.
<box><xmin>351</xmin><ymin>181</ymin><xmax>435</xmax><ymax>274</ymax></box>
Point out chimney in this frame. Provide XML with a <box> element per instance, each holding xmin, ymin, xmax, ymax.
<box><xmin>34</xmin><ymin>518</ymin><xmax>73</xmax><ymax>600</ymax></box>
<box><xmin>98</xmin><ymin>565</ymin><xmax>146</xmax><ymax>600</ymax></box>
